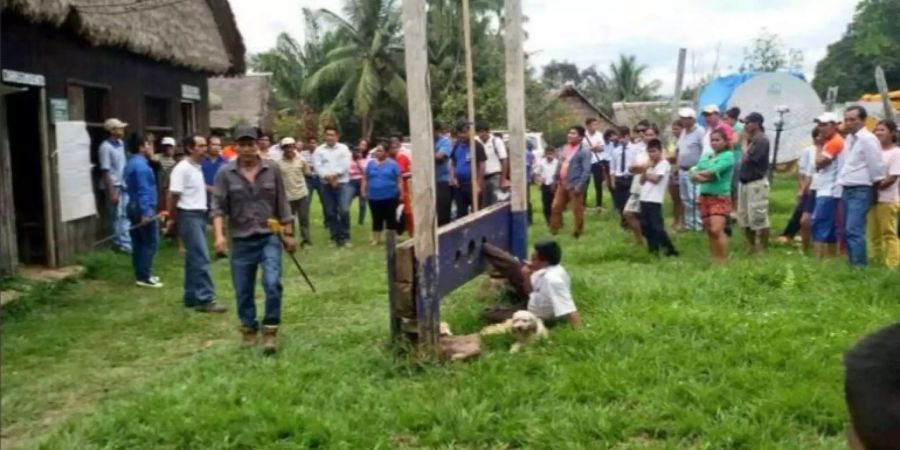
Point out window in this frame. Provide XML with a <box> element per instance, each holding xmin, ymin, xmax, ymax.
<box><xmin>67</xmin><ymin>83</ymin><xmax>108</xmax><ymax>125</ymax></box>
<box><xmin>144</xmin><ymin>96</ymin><xmax>170</xmax><ymax>129</ymax></box>
<box><xmin>181</xmin><ymin>101</ymin><xmax>195</xmax><ymax>136</ymax></box>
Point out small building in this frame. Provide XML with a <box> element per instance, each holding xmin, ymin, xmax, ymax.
<box><xmin>612</xmin><ymin>100</ymin><xmax>694</xmax><ymax>129</ymax></box>
<box><xmin>208</xmin><ymin>73</ymin><xmax>274</xmax><ymax>134</ymax></box>
<box><xmin>550</xmin><ymin>84</ymin><xmax>617</xmax><ymax>129</ymax></box>
<box><xmin>0</xmin><ymin>0</ymin><xmax>245</xmax><ymax>276</ymax></box>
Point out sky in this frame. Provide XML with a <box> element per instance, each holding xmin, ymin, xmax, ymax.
<box><xmin>229</xmin><ymin>0</ymin><xmax>861</xmax><ymax>94</ymax></box>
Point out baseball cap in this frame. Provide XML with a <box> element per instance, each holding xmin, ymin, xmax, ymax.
<box><xmin>678</xmin><ymin>107</ymin><xmax>697</xmax><ymax>119</ymax></box>
<box><xmin>103</xmin><ymin>118</ymin><xmax>128</xmax><ymax>131</ymax></box>
<box><xmin>744</xmin><ymin>112</ymin><xmax>765</xmax><ymax>124</ymax></box>
<box><xmin>702</xmin><ymin>104</ymin><xmax>720</xmax><ymax>115</ymax></box>
<box><xmin>280</xmin><ymin>137</ymin><xmax>296</xmax><ymax>146</ymax></box>
<box><xmin>160</xmin><ymin>137</ymin><xmax>176</xmax><ymax>146</ymax></box>
<box><xmin>814</xmin><ymin>112</ymin><xmax>841</xmax><ymax>123</ymax></box>
<box><xmin>233</xmin><ymin>125</ymin><xmax>258</xmax><ymax>141</ymax></box>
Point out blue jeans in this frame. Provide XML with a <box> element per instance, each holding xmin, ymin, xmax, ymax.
<box><xmin>127</xmin><ymin>205</ymin><xmax>158</xmax><ymax>282</ymax></box>
<box><xmin>306</xmin><ymin>176</ymin><xmax>325</xmax><ymax>224</ymax></box>
<box><xmin>230</xmin><ymin>234</ymin><xmax>282</xmax><ymax>329</ymax></box>
<box><xmin>349</xmin><ymin>179</ymin><xmax>367</xmax><ymax>225</ymax></box>
<box><xmin>842</xmin><ymin>186</ymin><xmax>874</xmax><ymax>267</ymax></box>
<box><xmin>678</xmin><ymin>172</ymin><xmax>701</xmax><ymax>231</ymax></box>
<box><xmin>107</xmin><ymin>187</ymin><xmax>132</xmax><ymax>252</ymax></box>
<box><xmin>177</xmin><ymin>209</ymin><xmax>216</xmax><ymax>306</ymax></box>
<box><xmin>321</xmin><ymin>182</ymin><xmax>352</xmax><ymax>244</ymax></box>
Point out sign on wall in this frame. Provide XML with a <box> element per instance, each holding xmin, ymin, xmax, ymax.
<box><xmin>50</xmin><ymin>99</ymin><xmax>69</xmax><ymax>123</ymax></box>
<box><xmin>55</xmin><ymin>121</ymin><xmax>98</xmax><ymax>222</ymax></box>
<box><xmin>181</xmin><ymin>84</ymin><xmax>201</xmax><ymax>101</ymax></box>
<box><xmin>2</xmin><ymin>69</ymin><xmax>45</xmax><ymax>87</ymax></box>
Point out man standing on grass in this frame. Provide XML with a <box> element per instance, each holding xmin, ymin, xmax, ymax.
<box><xmin>449</xmin><ymin>121</ymin><xmax>487</xmax><ymax>219</ymax></box>
<box><xmin>433</xmin><ymin>120</ymin><xmax>454</xmax><ymax>226</ymax></box>
<box><xmin>676</xmin><ymin>108</ymin><xmax>706</xmax><ymax>232</ymax></box>
<box><xmin>278</xmin><ymin>137</ymin><xmax>313</xmax><ymax>248</ymax></box>
<box><xmin>549</xmin><ymin>126</ymin><xmax>592</xmax><ymax>239</ymax></box>
<box><xmin>811</xmin><ymin>114</ymin><xmax>845</xmax><ymax>259</ymax></box>
<box><xmin>201</xmin><ymin>135</ymin><xmax>227</xmax><ymax>202</ymax></box>
<box><xmin>166</xmin><ymin>135</ymin><xmax>226</xmax><ymax>313</ymax></box>
<box><xmin>583</xmin><ymin>117</ymin><xmax>607</xmax><ymax>211</ymax></box>
<box><xmin>212</xmin><ymin>125</ymin><xmax>294</xmax><ymax>355</ymax></box>
<box><xmin>476</xmin><ymin>122</ymin><xmax>509</xmax><ymax>208</ymax></box>
<box><xmin>99</xmin><ymin>118</ymin><xmax>132</xmax><ymax>254</ymax></box>
<box><xmin>736</xmin><ymin>112</ymin><xmax>771</xmax><ymax>254</ymax></box>
<box><xmin>123</xmin><ymin>132</ymin><xmax>162</xmax><ymax>288</ymax></box>
<box><xmin>834</xmin><ymin>106</ymin><xmax>885</xmax><ymax>267</ymax></box>
<box><xmin>314</xmin><ymin>127</ymin><xmax>353</xmax><ymax>247</ymax></box>
<box><xmin>609</xmin><ymin>126</ymin><xmax>636</xmax><ymax>229</ymax></box>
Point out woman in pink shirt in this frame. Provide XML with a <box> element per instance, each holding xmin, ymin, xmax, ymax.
<box><xmin>868</xmin><ymin>120</ymin><xmax>900</xmax><ymax>268</ymax></box>
<box><xmin>349</xmin><ymin>139</ymin><xmax>369</xmax><ymax>226</ymax></box>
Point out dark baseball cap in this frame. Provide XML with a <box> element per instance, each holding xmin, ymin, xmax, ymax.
<box><xmin>744</xmin><ymin>112</ymin><xmax>765</xmax><ymax>125</ymax></box>
<box><xmin>233</xmin><ymin>125</ymin><xmax>258</xmax><ymax>140</ymax></box>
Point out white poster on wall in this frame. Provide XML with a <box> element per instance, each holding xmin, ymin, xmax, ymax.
<box><xmin>55</xmin><ymin>121</ymin><xmax>98</xmax><ymax>222</ymax></box>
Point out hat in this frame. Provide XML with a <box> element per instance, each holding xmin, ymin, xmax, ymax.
<box><xmin>160</xmin><ymin>137</ymin><xmax>176</xmax><ymax>146</ymax></box>
<box><xmin>815</xmin><ymin>112</ymin><xmax>841</xmax><ymax>124</ymax></box>
<box><xmin>103</xmin><ymin>118</ymin><xmax>128</xmax><ymax>131</ymax></box>
<box><xmin>744</xmin><ymin>112</ymin><xmax>765</xmax><ymax>124</ymax></box>
<box><xmin>702</xmin><ymin>104</ymin><xmax>720</xmax><ymax>115</ymax></box>
<box><xmin>233</xmin><ymin>125</ymin><xmax>258</xmax><ymax>141</ymax></box>
<box><xmin>280</xmin><ymin>137</ymin><xmax>296</xmax><ymax>146</ymax></box>
<box><xmin>678</xmin><ymin>107</ymin><xmax>697</xmax><ymax>119</ymax></box>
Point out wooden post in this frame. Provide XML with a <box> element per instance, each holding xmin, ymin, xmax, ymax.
<box><xmin>669</xmin><ymin>48</ymin><xmax>687</xmax><ymax>126</ymax></box>
<box><xmin>385</xmin><ymin>230</ymin><xmax>400</xmax><ymax>343</ymax></box>
<box><xmin>504</xmin><ymin>0</ymin><xmax>527</xmax><ymax>261</ymax></box>
<box><xmin>461</xmin><ymin>0</ymin><xmax>479</xmax><ymax>212</ymax></box>
<box><xmin>0</xmin><ymin>93</ymin><xmax>19</xmax><ymax>277</ymax></box>
<box><xmin>400</xmin><ymin>0</ymin><xmax>440</xmax><ymax>352</ymax></box>
<box><xmin>825</xmin><ymin>86</ymin><xmax>839</xmax><ymax>112</ymax></box>
<box><xmin>875</xmin><ymin>66</ymin><xmax>895</xmax><ymax>122</ymax></box>
<box><xmin>39</xmin><ymin>87</ymin><xmax>57</xmax><ymax>268</ymax></box>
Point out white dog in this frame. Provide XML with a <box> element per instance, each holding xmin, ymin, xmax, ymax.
<box><xmin>481</xmin><ymin>310</ymin><xmax>548</xmax><ymax>353</ymax></box>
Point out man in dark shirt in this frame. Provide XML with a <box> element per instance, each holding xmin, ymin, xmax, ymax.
<box><xmin>449</xmin><ymin>121</ymin><xmax>487</xmax><ymax>219</ymax></box>
<box><xmin>212</xmin><ymin>125</ymin><xmax>294</xmax><ymax>355</ymax></box>
<box><xmin>736</xmin><ymin>112</ymin><xmax>771</xmax><ymax>254</ymax></box>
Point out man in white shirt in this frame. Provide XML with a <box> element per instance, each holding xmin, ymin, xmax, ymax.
<box><xmin>166</xmin><ymin>135</ymin><xmax>225</xmax><ymax>313</ymax></box>
<box><xmin>533</xmin><ymin>147</ymin><xmax>559</xmax><ymax>226</ymax></box>
<box><xmin>99</xmin><ymin>118</ymin><xmax>132</xmax><ymax>253</ymax></box>
<box><xmin>523</xmin><ymin>239</ymin><xmax>579</xmax><ymax>326</ymax></box>
<box><xmin>638</xmin><ymin>139</ymin><xmax>678</xmax><ymax>257</ymax></box>
<box><xmin>313</xmin><ymin>126</ymin><xmax>353</xmax><ymax>247</ymax></box>
<box><xmin>835</xmin><ymin>106</ymin><xmax>885</xmax><ymax>267</ymax></box>
<box><xmin>676</xmin><ymin>108</ymin><xmax>706</xmax><ymax>231</ymax></box>
<box><xmin>476</xmin><ymin>123</ymin><xmax>508</xmax><ymax>207</ymax></box>
<box><xmin>582</xmin><ymin>118</ymin><xmax>607</xmax><ymax>210</ymax></box>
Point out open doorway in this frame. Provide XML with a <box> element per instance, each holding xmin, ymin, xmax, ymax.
<box><xmin>6</xmin><ymin>87</ymin><xmax>47</xmax><ymax>265</ymax></box>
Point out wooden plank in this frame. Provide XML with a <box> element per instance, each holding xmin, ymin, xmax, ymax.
<box><xmin>504</xmin><ymin>0</ymin><xmax>528</xmax><ymax>260</ymax></box>
<box><xmin>38</xmin><ymin>87</ymin><xmax>57</xmax><ymax>268</ymax></box>
<box><xmin>670</xmin><ymin>48</ymin><xmax>687</xmax><ymax>125</ymax></box>
<box><xmin>400</xmin><ymin>0</ymin><xmax>440</xmax><ymax>352</ymax></box>
<box><xmin>461</xmin><ymin>0</ymin><xmax>479</xmax><ymax>212</ymax></box>
<box><xmin>436</xmin><ymin>203</ymin><xmax>510</xmax><ymax>298</ymax></box>
<box><xmin>875</xmin><ymin>66</ymin><xmax>895</xmax><ymax>122</ymax></box>
<box><xmin>0</xmin><ymin>95</ymin><xmax>19</xmax><ymax>277</ymax></box>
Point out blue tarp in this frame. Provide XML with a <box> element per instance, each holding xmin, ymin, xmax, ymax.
<box><xmin>696</xmin><ymin>72</ymin><xmax>806</xmax><ymax>126</ymax></box>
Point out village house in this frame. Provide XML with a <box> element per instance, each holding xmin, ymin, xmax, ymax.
<box><xmin>0</xmin><ymin>0</ymin><xmax>245</xmax><ymax>276</ymax></box>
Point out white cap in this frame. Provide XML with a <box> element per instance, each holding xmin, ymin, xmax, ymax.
<box><xmin>678</xmin><ymin>107</ymin><xmax>697</xmax><ymax>119</ymax></box>
<box><xmin>161</xmin><ymin>137</ymin><xmax>176</xmax><ymax>146</ymax></box>
<box><xmin>815</xmin><ymin>112</ymin><xmax>841</xmax><ymax>123</ymax></box>
<box><xmin>702</xmin><ymin>104</ymin><xmax>720</xmax><ymax>115</ymax></box>
<box><xmin>103</xmin><ymin>118</ymin><xmax>128</xmax><ymax>131</ymax></box>
<box><xmin>280</xmin><ymin>137</ymin><xmax>296</xmax><ymax>146</ymax></box>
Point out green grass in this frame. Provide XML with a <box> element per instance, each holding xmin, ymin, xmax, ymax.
<box><xmin>2</xmin><ymin>177</ymin><xmax>898</xmax><ymax>449</ymax></box>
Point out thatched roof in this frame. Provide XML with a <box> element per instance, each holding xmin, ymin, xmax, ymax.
<box><xmin>4</xmin><ymin>0</ymin><xmax>245</xmax><ymax>75</ymax></box>
<box><xmin>550</xmin><ymin>84</ymin><xmax>618</xmax><ymax>126</ymax></box>
<box><xmin>208</xmin><ymin>73</ymin><xmax>272</xmax><ymax>129</ymax></box>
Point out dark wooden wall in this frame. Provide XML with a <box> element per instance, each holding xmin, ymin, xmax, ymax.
<box><xmin>1</xmin><ymin>12</ymin><xmax>213</xmax><ymax>266</ymax></box>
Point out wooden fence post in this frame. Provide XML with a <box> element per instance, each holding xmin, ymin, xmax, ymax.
<box><xmin>504</xmin><ymin>0</ymin><xmax>527</xmax><ymax>260</ymax></box>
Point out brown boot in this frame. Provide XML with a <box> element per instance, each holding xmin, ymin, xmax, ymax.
<box><xmin>240</xmin><ymin>326</ymin><xmax>258</xmax><ymax>348</ymax></box>
<box><xmin>261</xmin><ymin>325</ymin><xmax>278</xmax><ymax>355</ymax></box>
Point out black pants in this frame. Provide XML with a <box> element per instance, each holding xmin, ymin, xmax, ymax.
<box><xmin>369</xmin><ymin>198</ymin><xmax>399</xmax><ymax>232</ymax></box>
<box><xmin>452</xmin><ymin>182</ymin><xmax>473</xmax><ymax>219</ymax></box>
<box><xmin>527</xmin><ymin>183</ymin><xmax>533</xmax><ymax>225</ymax></box>
<box><xmin>584</xmin><ymin>162</ymin><xmax>606</xmax><ymax>207</ymax></box>
<box><xmin>612</xmin><ymin>176</ymin><xmax>633</xmax><ymax>227</ymax></box>
<box><xmin>639</xmin><ymin>202</ymin><xmax>677</xmax><ymax>256</ymax></box>
<box><xmin>780</xmin><ymin>196</ymin><xmax>804</xmax><ymax>238</ymax></box>
<box><xmin>436</xmin><ymin>181</ymin><xmax>452</xmax><ymax>226</ymax></box>
<box><xmin>540</xmin><ymin>184</ymin><xmax>555</xmax><ymax>226</ymax></box>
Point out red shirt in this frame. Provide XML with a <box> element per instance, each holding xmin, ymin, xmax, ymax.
<box><xmin>394</xmin><ymin>153</ymin><xmax>411</xmax><ymax>173</ymax></box>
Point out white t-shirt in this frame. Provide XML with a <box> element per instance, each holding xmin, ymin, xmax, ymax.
<box><xmin>798</xmin><ymin>145</ymin><xmax>817</xmax><ymax>178</ymax></box>
<box><xmin>169</xmin><ymin>159</ymin><xmax>208</xmax><ymax>211</ymax></box>
<box><xmin>639</xmin><ymin>159</ymin><xmax>670</xmax><ymax>203</ymax></box>
<box><xmin>534</xmin><ymin>158</ymin><xmax>559</xmax><ymax>186</ymax></box>
<box><xmin>263</xmin><ymin>144</ymin><xmax>283</xmax><ymax>162</ymax></box>
<box><xmin>811</xmin><ymin>151</ymin><xmax>844</xmax><ymax>198</ymax></box>
<box><xmin>527</xmin><ymin>265</ymin><xmax>577</xmax><ymax>321</ymax></box>
<box><xmin>480</xmin><ymin>136</ymin><xmax>508</xmax><ymax>175</ymax></box>
<box><xmin>583</xmin><ymin>131</ymin><xmax>608</xmax><ymax>162</ymax></box>
<box><xmin>878</xmin><ymin>146</ymin><xmax>900</xmax><ymax>203</ymax></box>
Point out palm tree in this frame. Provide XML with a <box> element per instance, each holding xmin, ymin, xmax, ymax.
<box><xmin>303</xmin><ymin>0</ymin><xmax>406</xmax><ymax>139</ymax></box>
<box><xmin>605</xmin><ymin>54</ymin><xmax>662</xmax><ymax>102</ymax></box>
<box><xmin>248</xmin><ymin>33</ymin><xmax>307</xmax><ymax>109</ymax></box>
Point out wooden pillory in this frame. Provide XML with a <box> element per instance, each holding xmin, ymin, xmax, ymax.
<box><xmin>387</xmin><ymin>0</ymin><xmax>528</xmax><ymax>353</ymax></box>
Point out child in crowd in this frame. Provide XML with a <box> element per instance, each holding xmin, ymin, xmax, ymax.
<box><xmin>533</xmin><ymin>147</ymin><xmax>559</xmax><ymax>227</ymax></box>
<box><xmin>638</xmin><ymin>139</ymin><xmax>678</xmax><ymax>257</ymax></box>
<box><xmin>691</xmin><ymin>129</ymin><xmax>736</xmax><ymax>264</ymax></box>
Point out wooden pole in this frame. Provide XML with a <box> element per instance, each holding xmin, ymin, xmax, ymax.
<box><xmin>461</xmin><ymin>0</ymin><xmax>479</xmax><ymax>212</ymax></box>
<box><xmin>504</xmin><ymin>0</ymin><xmax>527</xmax><ymax>260</ymax></box>
<box><xmin>670</xmin><ymin>48</ymin><xmax>687</xmax><ymax>126</ymax></box>
<box><xmin>39</xmin><ymin>87</ymin><xmax>57</xmax><ymax>268</ymax></box>
<box><xmin>875</xmin><ymin>66</ymin><xmax>895</xmax><ymax>122</ymax></box>
<box><xmin>400</xmin><ymin>0</ymin><xmax>440</xmax><ymax>352</ymax></box>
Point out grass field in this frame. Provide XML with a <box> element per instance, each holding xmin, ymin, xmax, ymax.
<box><xmin>2</xmin><ymin>177</ymin><xmax>898</xmax><ymax>449</ymax></box>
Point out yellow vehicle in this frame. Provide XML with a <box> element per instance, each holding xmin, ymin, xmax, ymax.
<box><xmin>859</xmin><ymin>90</ymin><xmax>900</xmax><ymax>129</ymax></box>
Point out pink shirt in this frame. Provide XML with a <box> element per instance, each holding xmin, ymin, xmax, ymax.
<box><xmin>877</xmin><ymin>146</ymin><xmax>900</xmax><ymax>203</ymax></box>
<box><xmin>348</xmin><ymin>159</ymin><xmax>364</xmax><ymax>181</ymax></box>
<box><xmin>558</xmin><ymin>144</ymin><xmax>578</xmax><ymax>182</ymax></box>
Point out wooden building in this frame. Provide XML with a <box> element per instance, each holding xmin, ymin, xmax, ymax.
<box><xmin>0</xmin><ymin>0</ymin><xmax>245</xmax><ymax>276</ymax></box>
<box><xmin>208</xmin><ymin>73</ymin><xmax>274</xmax><ymax>134</ymax></box>
<box><xmin>550</xmin><ymin>83</ymin><xmax>617</xmax><ymax>129</ymax></box>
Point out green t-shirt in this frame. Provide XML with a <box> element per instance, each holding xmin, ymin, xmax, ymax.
<box><xmin>690</xmin><ymin>150</ymin><xmax>736</xmax><ymax>196</ymax></box>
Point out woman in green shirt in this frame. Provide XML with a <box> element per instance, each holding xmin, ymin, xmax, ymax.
<box><xmin>690</xmin><ymin>129</ymin><xmax>736</xmax><ymax>264</ymax></box>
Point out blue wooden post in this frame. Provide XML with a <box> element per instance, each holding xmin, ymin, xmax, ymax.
<box><xmin>505</xmin><ymin>0</ymin><xmax>528</xmax><ymax>261</ymax></box>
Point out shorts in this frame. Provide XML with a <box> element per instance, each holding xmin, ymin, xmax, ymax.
<box><xmin>624</xmin><ymin>194</ymin><xmax>641</xmax><ymax>213</ymax></box>
<box><xmin>737</xmin><ymin>178</ymin><xmax>770</xmax><ymax>231</ymax></box>
<box><xmin>698</xmin><ymin>195</ymin><xmax>732</xmax><ymax>219</ymax></box>
<box><xmin>812</xmin><ymin>196</ymin><xmax>839</xmax><ymax>243</ymax></box>
<box><xmin>803</xmin><ymin>190</ymin><xmax>817</xmax><ymax>215</ymax></box>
